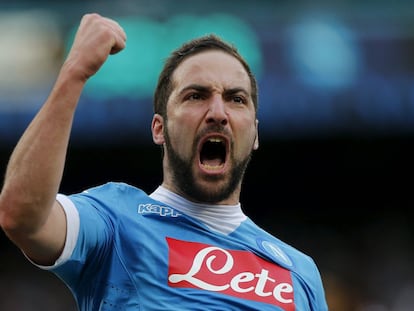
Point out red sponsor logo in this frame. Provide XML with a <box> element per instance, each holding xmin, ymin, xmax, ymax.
<box><xmin>167</xmin><ymin>237</ymin><xmax>295</xmax><ymax>310</ymax></box>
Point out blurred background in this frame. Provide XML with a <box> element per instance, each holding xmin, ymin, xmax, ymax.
<box><xmin>1</xmin><ymin>0</ymin><xmax>414</xmax><ymax>310</ymax></box>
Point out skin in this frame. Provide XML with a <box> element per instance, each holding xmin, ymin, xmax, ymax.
<box><xmin>0</xmin><ymin>14</ymin><xmax>258</xmax><ymax>268</ymax></box>
<box><xmin>152</xmin><ymin>51</ymin><xmax>259</xmax><ymax>205</ymax></box>
<box><xmin>0</xmin><ymin>14</ymin><xmax>126</xmax><ymax>265</ymax></box>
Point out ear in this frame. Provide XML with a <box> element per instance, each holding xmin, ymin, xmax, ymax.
<box><xmin>152</xmin><ymin>114</ymin><xmax>165</xmax><ymax>145</ymax></box>
<box><xmin>253</xmin><ymin>119</ymin><xmax>259</xmax><ymax>150</ymax></box>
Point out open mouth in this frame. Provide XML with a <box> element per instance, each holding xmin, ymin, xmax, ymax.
<box><xmin>199</xmin><ymin>136</ymin><xmax>227</xmax><ymax>170</ymax></box>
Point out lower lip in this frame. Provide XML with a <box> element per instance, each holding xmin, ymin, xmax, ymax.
<box><xmin>199</xmin><ymin>163</ymin><xmax>226</xmax><ymax>175</ymax></box>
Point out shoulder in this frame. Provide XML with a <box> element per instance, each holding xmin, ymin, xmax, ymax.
<box><xmin>245</xmin><ymin>219</ymin><xmax>320</xmax><ymax>273</ymax></box>
<box><xmin>75</xmin><ymin>182</ymin><xmax>149</xmax><ymax>201</ymax></box>
<box><xmin>85</xmin><ymin>181</ymin><xmax>145</xmax><ymax>194</ymax></box>
<box><xmin>68</xmin><ymin>182</ymin><xmax>151</xmax><ymax>215</ymax></box>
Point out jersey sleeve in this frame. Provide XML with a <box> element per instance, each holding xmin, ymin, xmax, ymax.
<box><xmin>50</xmin><ymin>186</ymin><xmax>116</xmax><ymax>288</ymax></box>
<box><xmin>23</xmin><ymin>193</ymin><xmax>81</xmax><ymax>269</ymax></box>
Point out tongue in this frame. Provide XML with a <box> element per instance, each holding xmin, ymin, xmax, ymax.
<box><xmin>202</xmin><ymin>158</ymin><xmax>222</xmax><ymax>167</ymax></box>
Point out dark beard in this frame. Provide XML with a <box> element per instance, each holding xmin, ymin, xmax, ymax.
<box><xmin>164</xmin><ymin>132</ymin><xmax>253</xmax><ymax>204</ymax></box>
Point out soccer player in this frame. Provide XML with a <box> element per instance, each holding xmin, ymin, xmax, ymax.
<box><xmin>0</xmin><ymin>13</ymin><xmax>328</xmax><ymax>310</ymax></box>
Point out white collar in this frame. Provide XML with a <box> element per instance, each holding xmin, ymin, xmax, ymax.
<box><xmin>149</xmin><ymin>186</ymin><xmax>247</xmax><ymax>235</ymax></box>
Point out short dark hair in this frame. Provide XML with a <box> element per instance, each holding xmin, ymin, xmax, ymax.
<box><xmin>153</xmin><ymin>34</ymin><xmax>258</xmax><ymax>118</ymax></box>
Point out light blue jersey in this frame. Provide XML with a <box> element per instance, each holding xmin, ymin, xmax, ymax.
<box><xmin>49</xmin><ymin>182</ymin><xmax>328</xmax><ymax>310</ymax></box>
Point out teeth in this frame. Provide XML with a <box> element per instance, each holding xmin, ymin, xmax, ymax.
<box><xmin>208</xmin><ymin>137</ymin><xmax>223</xmax><ymax>143</ymax></box>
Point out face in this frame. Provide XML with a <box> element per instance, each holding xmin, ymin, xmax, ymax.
<box><xmin>152</xmin><ymin>50</ymin><xmax>259</xmax><ymax>204</ymax></box>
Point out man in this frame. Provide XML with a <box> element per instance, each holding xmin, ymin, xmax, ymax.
<box><xmin>0</xmin><ymin>13</ymin><xmax>328</xmax><ymax>310</ymax></box>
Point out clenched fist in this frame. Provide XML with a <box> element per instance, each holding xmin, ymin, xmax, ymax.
<box><xmin>64</xmin><ymin>13</ymin><xmax>127</xmax><ymax>82</ymax></box>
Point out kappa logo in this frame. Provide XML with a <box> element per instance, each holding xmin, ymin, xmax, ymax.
<box><xmin>167</xmin><ymin>237</ymin><xmax>295</xmax><ymax>310</ymax></box>
<box><xmin>137</xmin><ymin>204</ymin><xmax>181</xmax><ymax>217</ymax></box>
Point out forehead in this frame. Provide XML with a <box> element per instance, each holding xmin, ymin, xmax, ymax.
<box><xmin>172</xmin><ymin>50</ymin><xmax>251</xmax><ymax>90</ymax></box>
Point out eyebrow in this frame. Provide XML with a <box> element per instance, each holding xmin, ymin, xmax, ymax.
<box><xmin>178</xmin><ymin>84</ymin><xmax>249</xmax><ymax>97</ymax></box>
<box><xmin>178</xmin><ymin>84</ymin><xmax>210</xmax><ymax>96</ymax></box>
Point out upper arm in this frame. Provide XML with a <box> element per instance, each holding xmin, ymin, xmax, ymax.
<box><xmin>19</xmin><ymin>200</ymin><xmax>68</xmax><ymax>266</ymax></box>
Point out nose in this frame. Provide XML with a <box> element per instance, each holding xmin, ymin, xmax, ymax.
<box><xmin>206</xmin><ymin>94</ymin><xmax>228</xmax><ymax>126</ymax></box>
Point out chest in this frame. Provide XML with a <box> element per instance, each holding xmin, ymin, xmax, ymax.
<box><xmin>112</xmin><ymin>211</ymin><xmax>298</xmax><ymax>310</ymax></box>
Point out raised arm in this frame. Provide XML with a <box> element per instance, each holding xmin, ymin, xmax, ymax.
<box><xmin>0</xmin><ymin>13</ymin><xmax>126</xmax><ymax>265</ymax></box>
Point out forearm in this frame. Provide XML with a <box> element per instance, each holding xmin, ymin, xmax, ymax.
<box><xmin>0</xmin><ymin>13</ymin><xmax>126</xmax><ymax>261</ymax></box>
<box><xmin>0</xmin><ymin>66</ymin><xmax>85</xmax><ymax>235</ymax></box>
